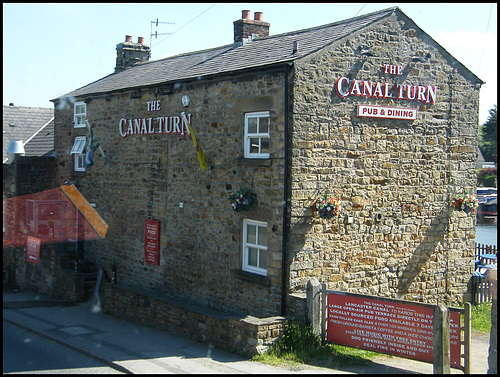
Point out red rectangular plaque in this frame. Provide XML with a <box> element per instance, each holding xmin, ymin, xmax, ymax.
<box><xmin>144</xmin><ymin>219</ymin><xmax>160</xmax><ymax>265</ymax></box>
<box><xmin>327</xmin><ymin>292</ymin><xmax>461</xmax><ymax>368</ymax></box>
<box><xmin>26</xmin><ymin>235</ymin><xmax>41</xmax><ymax>264</ymax></box>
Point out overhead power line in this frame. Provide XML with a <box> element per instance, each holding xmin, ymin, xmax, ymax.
<box><xmin>151</xmin><ymin>3</ymin><xmax>217</xmax><ymax>50</ymax></box>
<box><xmin>477</xmin><ymin>3</ymin><xmax>494</xmax><ymax>76</ymax></box>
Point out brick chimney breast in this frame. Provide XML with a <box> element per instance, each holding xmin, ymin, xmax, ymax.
<box><xmin>115</xmin><ymin>34</ymin><xmax>150</xmax><ymax>73</ymax></box>
<box><xmin>233</xmin><ymin>10</ymin><xmax>270</xmax><ymax>44</ymax></box>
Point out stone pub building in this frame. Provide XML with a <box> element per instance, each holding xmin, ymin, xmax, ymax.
<box><xmin>49</xmin><ymin>7</ymin><xmax>482</xmax><ymax>352</ymax></box>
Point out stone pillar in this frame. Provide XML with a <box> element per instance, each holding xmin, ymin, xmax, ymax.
<box><xmin>306</xmin><ymin>277</ymin><xmax>321</xmax><ymax>335</ymax></box>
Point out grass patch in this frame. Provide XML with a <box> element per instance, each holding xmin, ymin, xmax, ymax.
<box><xmin>252</xmin><ymin>319</ymin><xmax>383</xmax><ymax>370</ymax></box>
<box><xmin>469</xmin><ymin>302</ymin><xmax>492</xmax><ymax>333</ymax></box>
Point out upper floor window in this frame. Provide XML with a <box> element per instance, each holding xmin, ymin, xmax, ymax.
<box><xmin>244</xmin><ymin>111</ymin><xmax>270</xmax><ymax>158</ymax></box>
<box><xmin>70</xmin><ymin>136</ymin><xmax>86</xmax><ymax>171</ymax></box>
<box><xmin>74</xmin><ymin>102</ymin><xmax>86</xmax><ymax>128</ymax></box>
<box><xmin>242</xmin><ymin>219</ymin><xmax>268</xmax><ymax>276</ymax></box>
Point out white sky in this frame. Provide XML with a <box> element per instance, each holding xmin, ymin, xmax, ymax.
<box><xmin>3</xmin><ymin>3</ymin><xmax>497</xmax><ymax>124</ymax></box>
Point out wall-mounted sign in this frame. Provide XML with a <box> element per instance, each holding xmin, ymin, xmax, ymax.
<box><xmin>336</xmin><ymin>77</ymin><xmax>436</xmax><ymax>104</ymax></box>
<box><xmin>119</xmin><ymin>100</ymin><xmax>194</xmax><ymax>138</ymax></box>
<box><xmin>119</xmin><ymin>113</ymin><xmax>193</xmax><ymax>138</ymax></box>
<box><xmin>327</xmin><ymin>292</ymin><xmax>461</xmax><ymax>368</ymax></box>
<box><xmin>358</xmin><ymin>105</ymin><xmax>417</xmax><ymax>120</ymax></box>
<box><xmin>382</xmin><ymin>64</ymin><xmax>403</xmax><ymax>75</ymax></box>
<box><xmin>27</xmin><ymin>235</ymin><xmax>41</xmax><ymax>264</ymax></box>
<box><xmin>144</xmin><ymin>219</ymin><xmax>160</xmax><ymax>265</ymax></box>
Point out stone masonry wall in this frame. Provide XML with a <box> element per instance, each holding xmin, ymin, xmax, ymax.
<box><xmin>6</xmin><ymin>245</ymin><xmax>85</xmax><ymax>303</ymax></box>
<box><xmin>54</xmin><ymin>69</ymin><xmax>287</xmax><ymax>318</ymax></box>
<box><xmin>103</xmin><ymin>283</ymin><xmax>285</xmax><ymax>356</ymax></box>
<box><xmin>287</xmin><ymin>14</ymin><xmax>479</xmax><ymax>308</ymax></box>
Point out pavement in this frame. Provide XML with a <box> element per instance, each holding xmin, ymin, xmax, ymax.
<box><xmin>3</xmin><ymin>286</ymin><xmax>492</xmax><ymax>374</ymax></box>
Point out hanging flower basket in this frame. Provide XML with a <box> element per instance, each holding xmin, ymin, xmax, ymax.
<box><xmin>450</xmin><ymin>193</ymin><xmax>478</xmax><ymax>213</ymax></box>
<box><xmin>228</xmin><ymin>188</ymin><xmax>257</xmax><ymax>212</ymax></box>
<box><xmin>312</xmin><ymin>193</ymin><xmax>342</xmax><ymax>219</ymax></box>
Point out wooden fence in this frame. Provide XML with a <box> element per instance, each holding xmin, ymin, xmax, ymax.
<box><xmin>471</xmin><ymin>243</ymin><xmax>497</xmax><ymax>305</ymax></box>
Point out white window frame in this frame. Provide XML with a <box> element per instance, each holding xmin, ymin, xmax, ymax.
<box><xmin>74</xmin><ymin>101</ymin><xmax>86</xmax><ymax>128</ymax></box>
<box><xmin>244</xmin><ymin>111</ymin><xmax>270</xmax><ymax>158</ymax></box>
<box><xmin>71</xmin><ymin>136</ymin><xmax>86</xmax><ymax>171</ymax></box>
<box><xmin>242</xmin><ymin>219</ymin><xmax>268</xmax><ymax>276</ymax></box>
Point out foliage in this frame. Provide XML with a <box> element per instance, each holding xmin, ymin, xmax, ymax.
<box><xmin>470</xmin><ymin>303</ymin><xmax>492</xmax><ymax>333</ymax></box>
<box><xmin>253</xmin><ymin>319</ymin><xmax>379</xmax><ymax>369</ymax></box>
<box><xmin>450</xmin><ymin>192</ymin><xmax>479</xmax><ymax>213</ymax></box>
<box><xmin>270</xmin><ymin>319</ymin><xmax>320</xmax><ymax>360</ymax></box>
<box><xmin>312</xmin><ymin>193</ymin><xmax>342</xmax><ymax>219</ymax></box>
<box><xmin>228</xmin><ymin>188</ymin><xmax>257</xmax><ymax>212</ymax></box>
<box><xmin>477</xmin><ymin>167</ymin><xmax>497</xmax><ymax>187</ymax></box>
<box><xmin>479</xmin><ymin>105</ymin><xmax>497</xmax><ymax>163</ymax></box>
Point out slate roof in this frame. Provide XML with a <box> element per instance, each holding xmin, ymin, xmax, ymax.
<box><xmin>53</xmin><ymin>6</ymin><xmax>483</xmax><ymax>102</ymax></box>
<box><xmin>3</xmin><ymin>105</ymin><xmax>55</xmax><ymax>162</ymax></box>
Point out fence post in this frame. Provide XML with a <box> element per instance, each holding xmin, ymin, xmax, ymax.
<box><xmin>306</xmin><ymin>277</ymin><xmax>321</xmax><ymax>335</ymax></box>
<box><xmin>433</xmin><ymin>303</ymin><xmax>451</xmax><ymax>374</ymax></box>
<box><xmin>463</xmin><ymin>302</ymin><xmax>471</xmax><ymax>374</ymax></box>
<box><xmin>321</xmin><ymin>283</ymin><xmax>327</xmax><ymax>345</ymax></box>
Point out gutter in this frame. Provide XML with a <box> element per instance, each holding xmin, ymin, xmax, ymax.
<box><xmin>281</xmin><ymin>62</ymin><xmax>292</xmax><ymax>316</ymax></box>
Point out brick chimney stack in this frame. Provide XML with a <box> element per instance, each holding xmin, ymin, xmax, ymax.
<box><xmin>233</xmin><ymin>10</ymin><xmax>270</xmax><ymax>44</ymax></box>
<box><xmin>115</xmin><ymin>35</ymin><xmax>150</xmax><ymax>73</ymax></box>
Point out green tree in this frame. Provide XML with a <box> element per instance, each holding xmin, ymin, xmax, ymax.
<box><xmin>479</xmin><ymin>105</ymin><xmax>497</xmax><ymax>162</ymax></box>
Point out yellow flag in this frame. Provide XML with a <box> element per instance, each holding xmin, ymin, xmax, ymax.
<box><xmin>182</xmin><ymin>112</ymin><xmax>208</xmax><ymax>172</ymax></box>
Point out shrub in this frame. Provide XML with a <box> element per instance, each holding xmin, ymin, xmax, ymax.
<box><xmin>267</xmin><ymin>319</ymin><xmax>320</xmax><ymax>362</ymax></box>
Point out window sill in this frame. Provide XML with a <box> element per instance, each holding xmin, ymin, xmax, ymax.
<box><xmin>236</xmin><ymin>157</ymin><xmax>272</xmax><ymax>167</ymax></box>
<box><xmin>234</xmin><ymin>268</ymin><xmax>271</xmax><ymax>286</ymax></box>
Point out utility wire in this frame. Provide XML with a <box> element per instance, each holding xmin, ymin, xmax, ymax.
<box><xmin>151</xmin><ymin>3</ymin><xmax>217</xmax><ymax>50</ymax></box>
<box><xmin>477</xmin><ymin>3</ymin><xmax>494</xmax><ymax>76</ymax></box>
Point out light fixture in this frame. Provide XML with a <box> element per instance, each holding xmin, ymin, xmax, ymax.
<box><xmin>355</xmin><ymin>45</ymin><xmax>373</xmax><ymax>57</ymax></box>
<box><xmin>412</xmin><ymin>53</ymin><xmax>431</xmax><ymax>63</ymax></box>
<box><xmin>6</xmin><ymin>140</ymin><xmax>25</xmax><ymax>164</ymax></box>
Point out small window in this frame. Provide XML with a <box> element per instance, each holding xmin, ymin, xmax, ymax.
<box><xmin>74</xmin><ymin>101</ymin><xmax>86</xmax><ymax>128</ymax></box>
<box><xmin>243</xmin><ymin>219</ymin><xmax>268</xmax><ymax>276</ymax></box>
<box><xmin>71</xmin><ymin>136</ymin><xmax>86</xmax><ymax>171</ymax></box>
<box><xmin>244</xmin><ymin>112</ymin><xmax>270</xmax><ymax>158</ymax></box>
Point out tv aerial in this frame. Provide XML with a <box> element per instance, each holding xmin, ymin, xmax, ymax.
<box><xmin>150</xmin><ymin>19</ymin><xmax>174</xmax><ymax>56</ymax></box>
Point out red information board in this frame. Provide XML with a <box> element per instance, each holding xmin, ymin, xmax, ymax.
<box><xmin>26</xmin><ymin>235</ymin><xmax>41</xmax><ymax>264</ymax></box>
<box><xmin>327</xmin><ymin>292</ymin><xmax>461</xmax><ymax>368</ymax></box>
<box><xmin>144</xmin><ymin>219</ymin><xmax>160</xmax><ymax>265</ymax></box>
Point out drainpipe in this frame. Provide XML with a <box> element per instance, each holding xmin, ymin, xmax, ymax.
<box><xmin>281</xmin><ymin>62</ymin><xmax>291</xmax><ymax>316</ymax></box>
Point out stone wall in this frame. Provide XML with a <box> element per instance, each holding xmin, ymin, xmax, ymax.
<box><xmin>54</xmin><ymin>69</ymin><xmax>288</xmax><ymax>318</ymax></box>
<box><xmin>102</xmin><ymin>283</ymin><xmax>285</xmax><ymax>356</ymax></box>
<box><xmin>286</xmin><ymin>13</ymin><xmax>479</xmax><ymax>308</ymax></box>
<box><xmin>3</xmin><ymin>156</ymin><xmax>58</xmax><ymax>198</ymax></box>
<box><xmin>5</xmin><ymin>245</ymin><xmax>85</xmax><ymax>303</ymax></box>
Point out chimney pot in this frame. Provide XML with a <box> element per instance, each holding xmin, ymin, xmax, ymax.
<box><xmin>125</xmin><ymin>35</ymin><xmax>132</xmax><ymax>42</ymax></box>
<box><xmin>242</xmin><ymin>10</ymin><xmax>250</xmax><ymax>19</ymax></box>
<box><xmin>254</xmin><ymin>12</ymin><xmax>263</xmax><ymax>21</ymax></box>
<box><xmin>138</xmin><ymin>37</ymin><xmax>144</xmax><ymax>44</ymax></box>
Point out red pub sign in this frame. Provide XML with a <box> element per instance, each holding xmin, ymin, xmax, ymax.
<box><xmin>144</xmin><ymin>219</ymin><xmax>160</xmax><ymax>265</ymax></box>
<box><xmin>327</xmin><ymin>292</ymin><xmax>461</xmax><ymax>368</ymax></box>
<box><xmin>26</xmin><ymin>235</ymin><xmax>41</xmax><ymax>265</ymax></box>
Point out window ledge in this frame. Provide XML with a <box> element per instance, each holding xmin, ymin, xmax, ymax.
<box><xmin>234</xmin><ymin>269</ymin><xmax>271</xmax><ymax>286</ymax></box>
<box><xmin>236</xmin><ymin>157</ymin><xmax>272</xmax><ymax>167</ymax></box>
